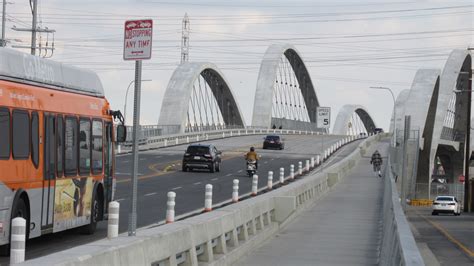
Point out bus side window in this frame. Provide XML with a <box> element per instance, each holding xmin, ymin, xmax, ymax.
<box><xmin>12</xmin><ymin>109</ymin><xmax>30</xmax><ymax>159</ymax></box>
<box><xmin>92</xmin><ymin>120</ymin><xmax>103</xmax><ymax>174</ymax></box>
<box><xmin>31</xmin><ymin>112</ymin><xmax>39</xmax><ymax>168</ymax></box>
<box><xmin>57</xmin><ymin>115</ymin><xmax>64</xmax><ymax>177</ymax></box>
<box><xmin>79</xmin><ymin>118</ymin><xmax>91</xmax><ymax>176</ymax></box>
<box><xmin>65</xmin><ymin>117</ymin><xmax>78</xmax><ymax>176</ymax></box>
<box><xmin>0</xmin><ymin>107</ymin><xmax>10</xmax><ymax>159</ymax></box>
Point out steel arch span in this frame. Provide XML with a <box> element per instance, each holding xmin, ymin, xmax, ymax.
<box><xmin>332</xmin><ymin>105</ymin><xmax>377</xmax><ymax>135</ymax></box>
<box><xmin>252</xmin><ymin>44</ymin><xmax>320</xmax><ymax>130</ymax></box>
<box><xmin>158</xmin><ymin>62</ymin><xmax>245</xmax><ymax>134</ymax></box>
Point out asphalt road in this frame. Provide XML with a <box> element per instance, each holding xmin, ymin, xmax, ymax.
<box><xmin>0</xmin><ymin>134</ymin><xmax>358</xmax><ymax>264</ymax></box>
<box><xmin>407</xmin><ymin>206</ymin><xmax>474</xmax><ymax>265</ymax></box>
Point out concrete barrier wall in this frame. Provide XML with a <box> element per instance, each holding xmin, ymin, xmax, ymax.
<box><xmin>23</xmin><ymin>135</ymin><xmax>379</xmax><ymax>266</ymax></box>
<box><xmin>379</xmin><ymin>159</ymin><xmax>425</xmax><ymax>266</ymax></box>
<box><xmin>118</xmin><ymin>127</ymin><xmax>351</xmax><ymax>154</ymax></box>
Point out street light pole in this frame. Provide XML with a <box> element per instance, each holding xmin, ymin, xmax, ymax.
<box><xmin>123</xmin><ymin>79</ymin><xmax>151</xmax><ymax>125</ymax></box>
<box><xmin>369</xmin><ymin>86</ymin><xmax>397</xmax><ymax>147</ymax></box>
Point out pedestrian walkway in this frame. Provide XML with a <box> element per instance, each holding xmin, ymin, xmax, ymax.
<box><xmin>235</xmin><ymin>144</ymin><xmax>388</xmax><ymax>266</ymax></box>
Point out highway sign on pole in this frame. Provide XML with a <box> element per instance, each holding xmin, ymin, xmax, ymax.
<box><xmin>123</xmin><ymin>19</ymin><xmax>153</xmax><ymax>61</ymax></box>
<box><xmin>317</xmin><ymin>107</ymin><xmax>331</xmax><ymax>128</ymax></box>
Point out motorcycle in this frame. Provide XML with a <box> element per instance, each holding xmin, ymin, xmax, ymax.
<box><xmin>246</xmin><ymin>160</ymin><xmax>257</xmax><ymax>177</ymax></box>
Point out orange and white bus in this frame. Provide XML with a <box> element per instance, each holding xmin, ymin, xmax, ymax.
<box><xmin>0</xmin><ymin>48</ymin><xmax>125</xmax><ymax>254</ymax></box>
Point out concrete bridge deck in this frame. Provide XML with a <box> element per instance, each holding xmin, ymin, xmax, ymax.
<box><xmin>235</xmin><ymin>143</ymin><xmax>388</xmax><ymax>266</ymax></box>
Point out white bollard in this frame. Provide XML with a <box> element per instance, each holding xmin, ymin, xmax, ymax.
<box><xmin>204</xmin><ymin>184</ymin><xmax>213</xmax><ymax>212</ymax></box>
<box><xmin>186</xmin><ymin>136</ymin><xmax>189</xmax><ymax>143</ymax></box>
<box><xmin>305</xmin><ymin>160</ymin><xmax>310</xmax><ymax>172</ymax></box>
<box><xmin>196</xmin><ymin>135</ymin><xmax>199</xmax><ymax>142</ymax></box>
<box><xmin>107</xmin><ymin>201</ymin><xmax>120</xmax><ymax>239</ymax></box>
<box><xmin>298</xmin><ymin>161</ymin><xmax>303</xmax><ymax>175</ymax></box>
<box><xmin>290</xmin><ymin>164</ymin><xmax>295</xmax><ymax>180</ymax></box>
<box><xmin>166</xmin><ymin>191</ymin><xmax>176</xmax><ymax>224</ymax></box>
<box><xmin>316</xmin><ymin>155</ymin><xmax>321</xmax><ymax>165</ymax></box>
<box><xmin>164</xmin><ymin>139</ymin><xmax>168</xmax><ymax>147</ymax></box>
<box><xmin>279</xmin><ymin>168</ymin><xmax>285</xmax><ymax>184</ymax></box>
<box><xmin>252</xmin><ymin>175</ymin><xmax>258</xmax><ymax>196</ymax></box>
<box><xmin>267</xmin><ymin>171</ymin><xmax>273</xmax><ymax>190</ymax></box>
<box><xmin>311</xmin><ymin>157</ymin><xmax>315</xmax><ymax>168</ymax></box>
<box><xmin>222</xmin><ymin>132</ymin><xmax>225</xmax><ymax>138</ymax></box>
<box><xmin>232</xmin><ymin>179</ymin><xmax>239</xmax><ymax>202</ymax></box>
<box><xmin>10</xmin><ymin>217</ymin><xmax>26</xmax><ymax>264</ymax></box>
<box><xmin>175</xmin><ymin>137</ymin><xmax>179</xmax><ymax>145</ymax></box>
<box><xmin>117</xmin><ymin>144</ymin><xmax>121</xmax><ymax>154</ymax></box>
<box><xmin>206</xmin><ymin>134</ymin><xmax>209</xmax><ymax>140</ymax></box>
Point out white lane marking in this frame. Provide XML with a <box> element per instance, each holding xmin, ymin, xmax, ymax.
<box><xmin>193</xmin><ymin>182</ymin><xmax>202</xmax><ymax>185</ymax></box>
<box><xmin>264</xmin><ymin>161</ymin><xmax>268</xmax><ymax>164</ymax></box>
<box><xmin>122</xmin><ymin>160</ymin><xmax>130</xmax><ymax>163</ymax></box>
<box><xmin>270</xmin><ymin>158</ymin><xmax>275</xmax><ymax>161</ymax></box>
<box><xmin>140</xmin><ymin>158</ymin><xmax>146</xmax><ymax>161</ymax></box>
<box><xmin>226</xmin><ymin>173</ymin><xmax>232</xmax><ymax>176</ymax></box>
<box><xmin>145</xmin><ymin>192</ymin><xmax>157</xmax><ymax>197</ymax></box>
<box><xmin>237</xmin><ymin>170</ymin><xmax>243</xmax><ymax>173</ymax></box>
<box><xmin>211</xmin><ymin>178</ymin><xmax>218</xmax><ymax>181</ymax></box>
<box><xmin>116</xmin><ymin>198</ymin><xmax>125</xmax><ymax>202</ymax></box>
<box><xmin>172</xmin><ymin>186</ymin><xmax>182</xmax><ymax>190</ymax></box>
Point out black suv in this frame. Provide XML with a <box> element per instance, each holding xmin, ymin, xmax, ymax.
<box><xmin>263</xmin><ymin>135</ymin><xmax>285</xmax><ymax>150</ymax></box>
<box><xmin>182</xmin><ymin>144</ymin><xmax>222</xmax><ymax>172</ymax></box>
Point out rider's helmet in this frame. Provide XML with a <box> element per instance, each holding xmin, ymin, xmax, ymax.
<box><xmin>250</xmin><ymin>147</ymin><xmax>255</xmax><ymax>152</ymax></box>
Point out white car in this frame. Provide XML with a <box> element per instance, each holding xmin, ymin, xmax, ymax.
<box><xmin>432</xmin><ymin>196</ymin><xmax>461</xmax><ymax>216</ymax></box>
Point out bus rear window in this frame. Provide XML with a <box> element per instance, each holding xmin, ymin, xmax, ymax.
<box><xmin>12</xmin><ymin>110</ymin><xmax>30</xmax><ymax>159</ymax></box>
<box><xmin>0</xmin><ymin>108</ymin><xmax>9</xmax><ymax>159</ymax></box>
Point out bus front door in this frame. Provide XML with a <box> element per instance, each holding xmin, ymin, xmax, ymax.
<box><xmin>42</xmin><ymin>114</ymin><xmax>55</xmax><ymax>231</ymax></box>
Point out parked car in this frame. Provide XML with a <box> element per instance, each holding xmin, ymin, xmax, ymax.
<box><xmin>263</xmin><ymin>135</ymin><xmax>285</xmax><ymax>150</ymax></box>
<box><xmin>182</xmin><ymin>144</ymin><xmax>222</xmax><ymax>173</ymax></box>
<box><xmin>432</xmin><ymin>196</ymin><xmax>461</xmax><ymax>216</ymax></box>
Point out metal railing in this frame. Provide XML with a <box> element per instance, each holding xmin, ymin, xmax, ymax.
<box><xmin>379</xmin><ymin>160</ymin><xmax>424</xmax><ymax>266</ymax></box>
<box><xmin>414</xmin><ymin>183</ymin><xmax>464</xmax><ymax>205</ymax></box>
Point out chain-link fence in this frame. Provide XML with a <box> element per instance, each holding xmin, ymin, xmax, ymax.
<box><xmin>414</xmin><ymin>183</ymin><xmax>465</xmax><ymax>205</ymax></box>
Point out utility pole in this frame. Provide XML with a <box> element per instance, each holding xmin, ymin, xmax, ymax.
<box><xmin>180</xmin><ymin>13</ymin><xmax>190</xmax><ymax>63</ymax></box>
<box><xmin>11</xmin><ymin>0</ymin><xmax>55</xmax><ymax>56</ymax></box>
<box><xmin>1</xmin><ymin>0</ymin><xmax>6</xmax><ymax>47</ymax></box>
<box><xmin>30</xmin><ymin>0</ymin><xmax>37</xmax><ymax>55</ymax></box>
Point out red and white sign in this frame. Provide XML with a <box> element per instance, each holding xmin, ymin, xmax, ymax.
<box><xmin>459</xmin><ymin>174</ymin><xmax>465</xmax><ymax>183</ymax></box>
<box><xmin>123</xmin><ymin>19</ymin><xmax>153</xmax><ymax>60</ymax></box>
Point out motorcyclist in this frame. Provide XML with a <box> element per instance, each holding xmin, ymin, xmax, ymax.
<box><xmin>370</xmin><ymin>150</ymin><xmax>383</xmax><ymax>177</ymax></box>
<box><xmin>245</xmin><ymin>147</ymin><xmax>259</xmax><ymax>169</ymax></box>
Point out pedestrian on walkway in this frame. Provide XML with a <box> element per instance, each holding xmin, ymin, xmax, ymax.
<box><xmin>370</xmin><ymin>150</ymin><xmax>383</xmax><ymax>177</ymax></box>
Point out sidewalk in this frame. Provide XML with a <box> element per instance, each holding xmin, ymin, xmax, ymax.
<box><xmin>234</xmin><ymin>144</ymin><xmax>388</xmax><ymax>266</ymax></box>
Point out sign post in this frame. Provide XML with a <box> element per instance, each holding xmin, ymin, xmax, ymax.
<box><xmin>124</xmin><ymin>19</ymin><xmax>153</xmax><ymax>236</ymax></box>
<box><xmin>317</xmin><ymin>107</ymin><xmax>331</xmax><ymax>171</ymax></box>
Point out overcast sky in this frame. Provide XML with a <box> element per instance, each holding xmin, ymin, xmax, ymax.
<box><xmin>4</xmin><ymin>0</ymin><xmax>473</xmax><ymax>130</ymax></box>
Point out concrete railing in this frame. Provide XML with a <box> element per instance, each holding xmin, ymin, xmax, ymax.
<box><xmin>379</xmin><ymin>159</ymin><xmax>424</xmax><ymax>265</ymax></box>
<box><xmin>23</xmin><ymin>135</ymin><xmax>378</xmax><ymax>266</ymax></box>
<box><xmin>118</xmin><ymin>127</ymin><xmax>356</xmax><ymax>154</ymax></box>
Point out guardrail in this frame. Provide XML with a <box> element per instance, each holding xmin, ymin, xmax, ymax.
<box><xmin>118</xmin><ymin>127</ymin><xmax>342</xmax><ymax>154</ymax></box>
<box><xmin>379</xmin><ymin>159</ymin><xmax>425</xmax><ymax>265</ymax></box>
<box><xmin>23</xmin><ymin>133</ymin><xmax>377</xmax><ymax>266</ymax></box>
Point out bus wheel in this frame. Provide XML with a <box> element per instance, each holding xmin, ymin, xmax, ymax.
<box><xmin>80</xmin><ymin>193</ymin><xmax>102</xmax><ymax>235</ymax></box>
<box><xmin>0</xmin><ymin>199</ymin><xmax>29</xmax><ymax>256</ymax></box>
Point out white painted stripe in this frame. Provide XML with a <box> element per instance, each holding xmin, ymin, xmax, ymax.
<box><xmin>193</xmin><ymin>182</ymin><xmax>202</xmax><ymax>185</ymax></box>
<box><xmin>264</xmin><ymin>161</ymin><xmax>268</xmax><ymax>164</ymax></box>
<box><xmin>122</xmin><ymin>160</ymin><xmax>130</xmax><ymax>163</ymax></box>
<box><xmin>144</xmin><ymin>192</ymin><xmax>157</xmax><ymax>197</ymax></box>
<box><xmin>226</xmin><ymin>173</ymin><xmax>232</xmax><ymax>176</ymax></box>
<box><xmin>116</xmin><ymin>198</ymin><xmax>125</xmax><ymax>202</ymax></box>
<box><xmin>237</xmin><ymin>170</ymin><xmax>243</xmax><ymax>173</ymax></box>
<box><xmin>211</xmin><ymin>178</ymin><xmax>218</xmax><ymax>181</ymax></box>
<box><xmin>172</xmin><ymin>186</ymin><xmax>182</xmax><ymax>190</ymax></box>
<box><xmin>140</xmin><ymin>158</ymin><xmax>146</xmax><ymax>161</ymax></box>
